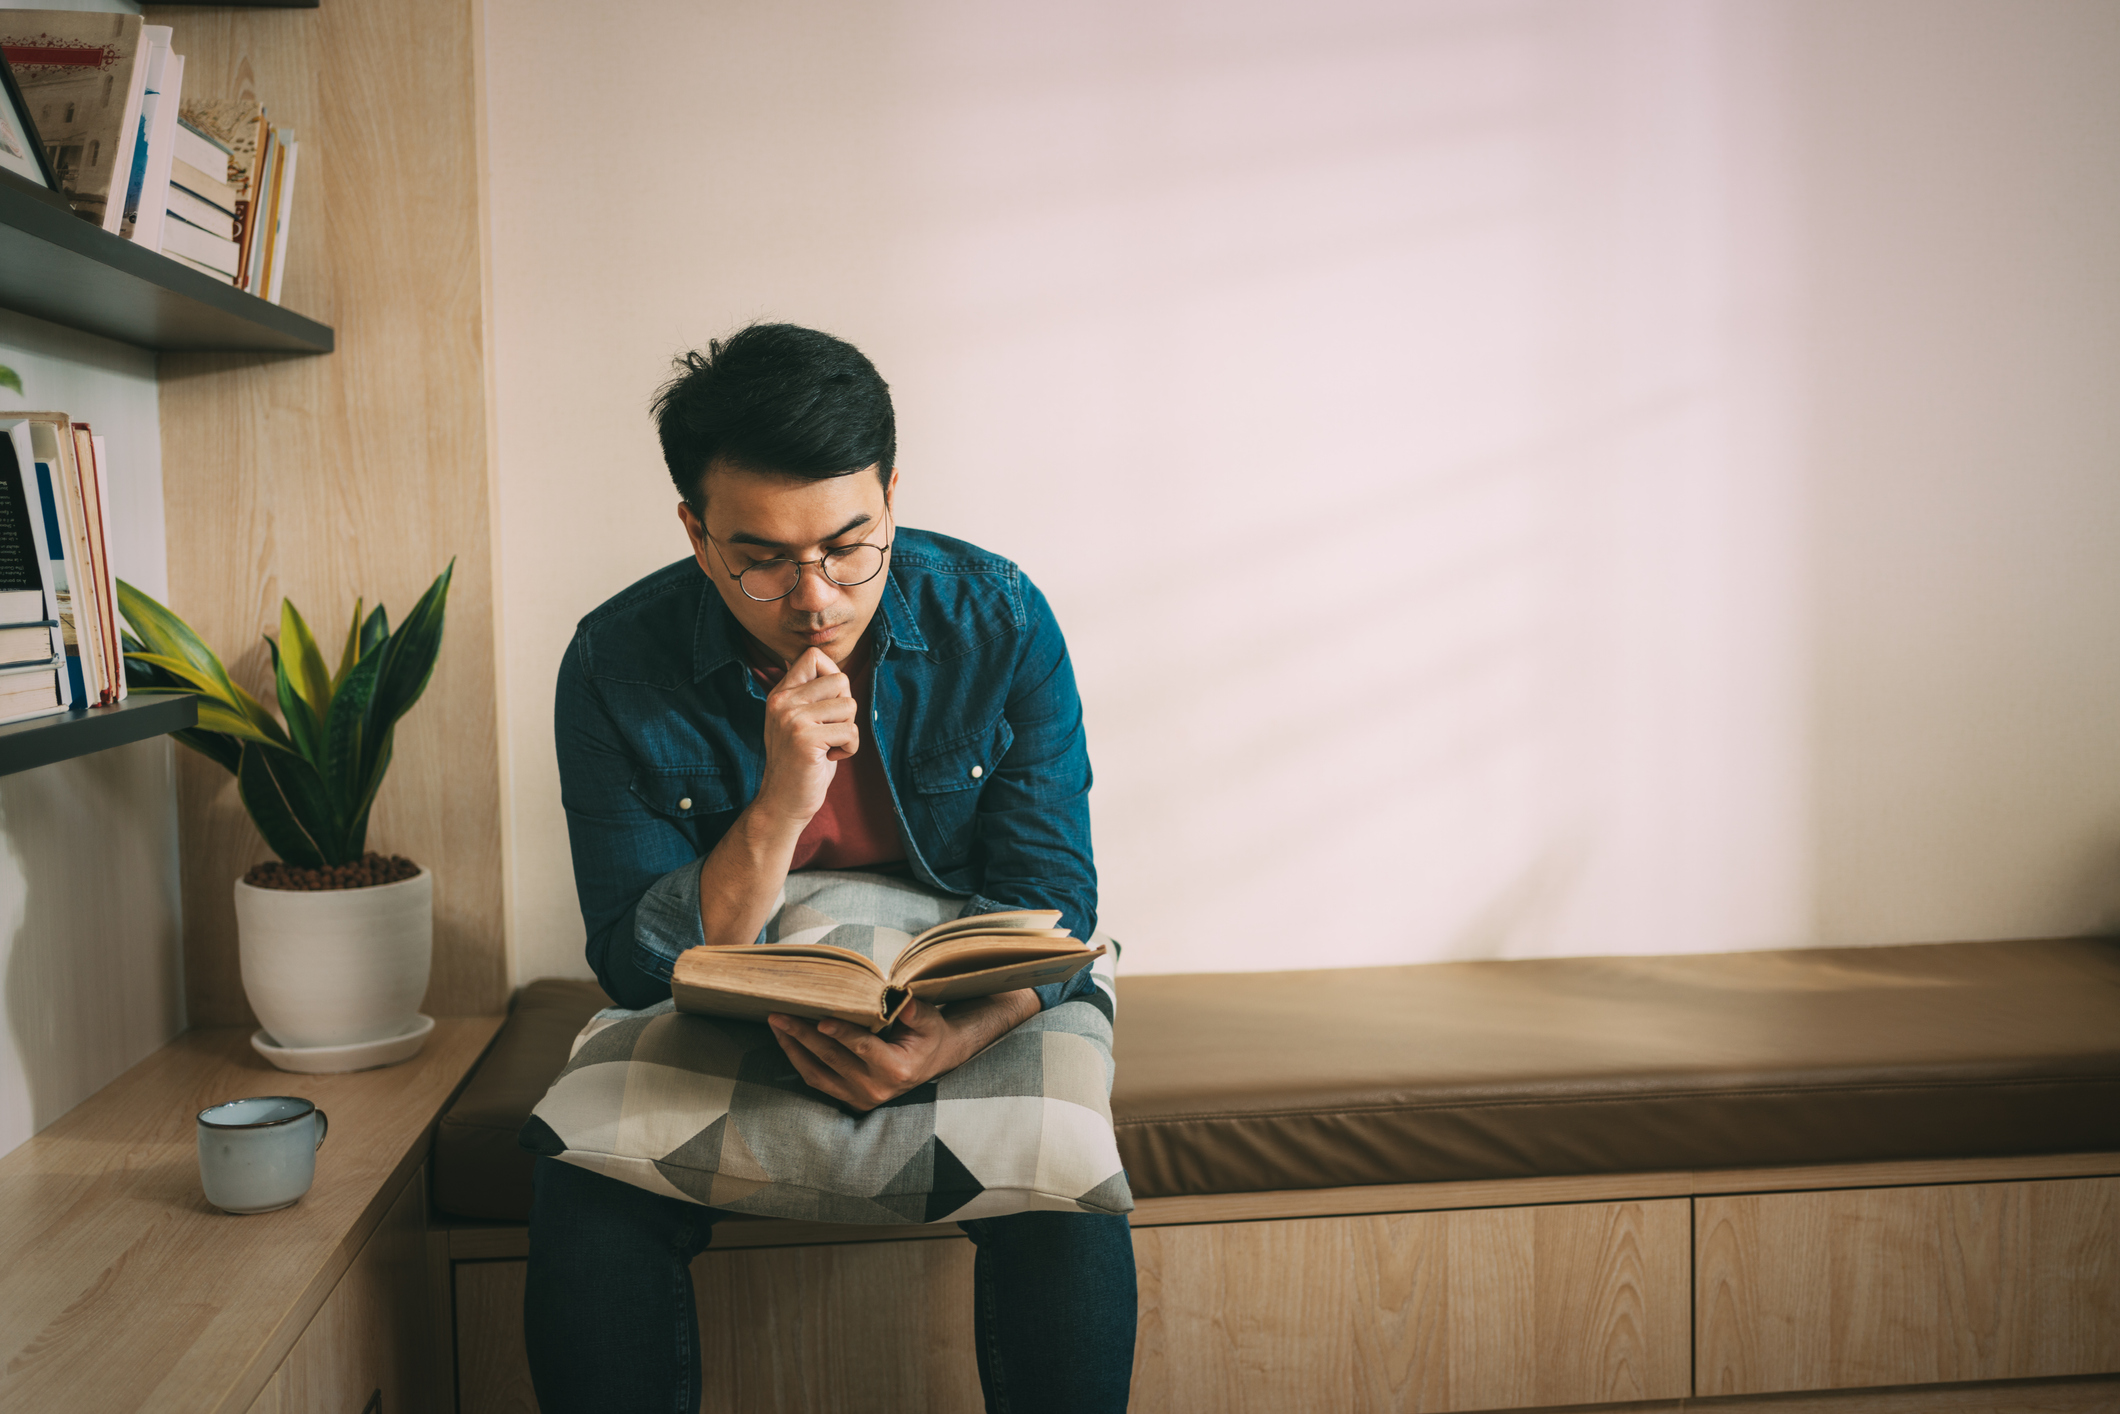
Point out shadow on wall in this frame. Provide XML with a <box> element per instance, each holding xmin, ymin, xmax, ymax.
<box><xmin>0</xmin><ymin>739</ymin><xmax>185</xmax><ymax>1154</ymax></box>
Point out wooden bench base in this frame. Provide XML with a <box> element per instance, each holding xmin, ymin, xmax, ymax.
<box><xmin>440</xmin><ymin>1152</ymin><xmax>2120</xmax><ymax>1413</ymax></box>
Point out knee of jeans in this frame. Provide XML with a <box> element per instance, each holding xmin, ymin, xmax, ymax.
<box><xmin>961</xmin><ymin>1208</ymin><xmax>1131</xmax><ymax>1251</ymax></box>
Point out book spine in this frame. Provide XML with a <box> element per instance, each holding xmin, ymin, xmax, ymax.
<box><xmin>86</xmin><ymin>434</ymin><xmax>122</xmax><ymax>702</ymax></box>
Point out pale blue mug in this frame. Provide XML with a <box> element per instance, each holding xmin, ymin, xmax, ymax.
<box><xmin>197</xmin><ymin>1096</ymin><xmax>330</xmax><ymax>1214</ymax></box>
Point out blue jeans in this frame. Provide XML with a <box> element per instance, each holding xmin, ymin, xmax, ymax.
<box><xmin>524</xmin><ymin>1157</ymin><xmax>1138</xmax><ymax>1413</ymax></box>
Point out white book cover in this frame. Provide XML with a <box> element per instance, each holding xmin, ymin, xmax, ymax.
<box><xmin>266</xmin><ymin>135</ymin><xmax>297</xmax><ymax>304</ymax></box>
<box><xmin>2</xmin><ymin>421</ymin><xmax>69</xmax><ymax>706</ymax></box>
<box><xmin>161</xmin><ymin>213</ymin><xmax>240</xmax><ymax>275</ymax></box>
<box><xmin>163</xmin><ymin>248</ymin><xmax>234</xmax><ymax>283</ymax></box>
<box><xmin>24</xmin><ymin>419</ymin><xmax>104</xmax><ymax>708</ymax></box>
<box><xmin>173</xmin><ymin>119</ymin><xmax>229</xmax><ymax>177</ymax></box>
<box><xmin>166</xmin><ymin>182</ymin><xmax>233</xmax><ymax>239</ymax></box>
<box><xmin>136</xmin><ymin>49</ymin><xmax>183</xmax><ymax>250</ymax></box>
<box><xmin>0</xmin><ymin>674</ymin><xmax>66</xmax><ymax>727</ymax></box>
<box><xmin>99</xmin><ymin>27</ymin><xmax>153</xmax><ymax>235</ymax></box>
<box><xmin>88</xmin><ymin>435</ymin><xmax>122</xmax><ymax>701</ymax></box>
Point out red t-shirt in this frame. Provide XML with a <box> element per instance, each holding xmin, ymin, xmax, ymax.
<box><xmin>747</xmin><ymin>635</ymin><xmax>907</xmax><ymax>873</ymax></box>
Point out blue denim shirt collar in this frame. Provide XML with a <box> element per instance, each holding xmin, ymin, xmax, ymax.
<box><xmin>689</xmin><ymin>559</ymin><xmax>932</xmax><ymax>685</ymax></box>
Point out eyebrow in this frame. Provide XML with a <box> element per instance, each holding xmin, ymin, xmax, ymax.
<box><xmin>725</xmin><ymin>512</ymin><xmax>873</xmax><ymax>551</ymax></box>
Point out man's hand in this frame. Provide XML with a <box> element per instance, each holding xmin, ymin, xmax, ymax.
<box><xmin>768</xmin><ymin>990</ymin><xmax>1040</xmax><ymax>1111</ymax></box>
<box><xmin>755</xmin><ymin>648</ymin><xmax>857</xmax><ymax>826</ymax></box>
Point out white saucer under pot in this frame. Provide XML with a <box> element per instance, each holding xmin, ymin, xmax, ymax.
<box><xmin>252</xmin><ymin>1013</ymin><xmax>436</xmax><ymax>1074</ymax></box>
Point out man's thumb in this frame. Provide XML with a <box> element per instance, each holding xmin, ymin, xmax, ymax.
<box><xmin>778</xmin><ymin>647</ymin><xmax>830</xmax><ymax>687</ymax></box>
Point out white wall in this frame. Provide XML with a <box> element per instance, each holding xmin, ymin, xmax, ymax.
<box><xmin>484</xmin><ymin>0</ymin><xmax>2120</xmax><ymax>984</ymax></box>
<box><xmin>0</xmin><ymin>308</ymin><xmax>182</xmax><ymax>1158</ymax></box>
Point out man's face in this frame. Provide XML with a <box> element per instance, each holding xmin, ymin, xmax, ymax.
<box><xmin>678</xmin><ymin>462</ymin><xmax>898</xmax><ymax>669</ymax></box>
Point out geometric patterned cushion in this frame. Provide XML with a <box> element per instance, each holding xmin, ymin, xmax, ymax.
<box><xmin>518</xmin><ymin>870</ymin><xmax>1131</xmax><ymax>1224</ymax></box>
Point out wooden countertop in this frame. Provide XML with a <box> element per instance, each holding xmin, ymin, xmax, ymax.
<box><xmin>0</xmin><ymin>1016</ymin><xmax>503</xmax><ymax>1414</ymax></box>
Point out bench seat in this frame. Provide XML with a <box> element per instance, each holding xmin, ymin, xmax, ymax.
<box><xmin>433</xmin><ymin>938</ymin><xmax>2120</xmax><ymax>1220</ymax></box>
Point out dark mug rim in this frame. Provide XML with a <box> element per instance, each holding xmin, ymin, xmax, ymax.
<box><xmin>197</xmin><ymin>1095</ymin><xmax>319</xmax><ymax>1130</ymax></box>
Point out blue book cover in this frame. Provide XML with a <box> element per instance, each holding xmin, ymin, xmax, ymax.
<box><xmin>32</xmin><ymin>461</ymin><xmax>87</xmax><ymax>709</ymax></box>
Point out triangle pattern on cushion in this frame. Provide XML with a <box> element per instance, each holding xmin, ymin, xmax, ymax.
<box><xmin>518</xmin><ymin>1113</ymin><xmax>566</xmax><ymax>1156</ymax></box>
<box><xmin>924</xmin><ymin>1136</ymin><xmax>985</xmax><ymax>1224</ymax></box>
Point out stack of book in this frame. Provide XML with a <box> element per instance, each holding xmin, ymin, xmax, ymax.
<box><xmin>0</xmin><ymin>414</ymin><xmax>125</xmax><ymax>724</ymax></box>
<box><xmin>1</xmin><ymin>11</ymin><xmax>303</xmax><ymax>304</ymax></box>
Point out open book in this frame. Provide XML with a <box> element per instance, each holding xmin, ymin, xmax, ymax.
<box><xmin>671</xmin><ymin>910</ymin><xmax>1104</xmax><ymax>1031</ymax></box>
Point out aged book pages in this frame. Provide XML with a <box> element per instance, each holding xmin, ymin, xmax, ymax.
<box><xmin>673</xmin><ymin>910</ymin><xmax>1102</xmax><ymax>1031</ymax></box>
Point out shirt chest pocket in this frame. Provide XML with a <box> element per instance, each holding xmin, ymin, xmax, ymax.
<box><xmin>907</xmin><ymin>719</ymin><xmax>1012</xmax><ymax>864</ymax></box>
<box><xmin>629</xmin><ymin>766</ymin><xmax>740</xmax><ymax>822</ymax></box>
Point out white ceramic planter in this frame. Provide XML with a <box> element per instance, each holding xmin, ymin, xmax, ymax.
<box><xmin>234</xmin><ymin>868</ymin><xmax>433</xmax><ymax>1052</ymax></box>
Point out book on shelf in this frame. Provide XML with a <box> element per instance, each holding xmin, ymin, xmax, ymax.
<box><xmin>0</xmin><ymin>11</ymin><xmax>149</xmax><ymax>233</ymax></box>
<box><xmin>179</xmin><ymin>94</ymin><xmax>267</xmax><ymax>286</ymax></box>
<box><xmin>671</xmin><ymin>910</ymin><xmax>1105</xmax><ymax>1032</ymax></box>
<box><xmin>9</xmin><ymin>414</ymin><xmax>123</xmax><ymax>709</ymax></box>
<box><xmin>169</xmin><ymin>154</ymin><xmax>238</xmax><ymax>213</ymax></box>
<box><xmin>126</xmin><ymin>29</ymin><xmax>179</xmax><ymax>247</ymax></box>
<box><xmin>160</xmin><ymin>209</ymin><xmax>239</xmax><ymax>277</ymax></box>
<box><xmin>166</xmin><ymin>185</ymin><xmax>234</xmax><ymax>240</ymax></box>
<box><xmin>0</xmin><ymin>424</ymin><xmax>69</xmax><ymax>725</ymax></box>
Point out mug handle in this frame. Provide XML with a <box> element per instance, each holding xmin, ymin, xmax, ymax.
<box><xmin>312</xmin><ymin>1108</ymin><xmax>329</xmax><ymax>1150</ymax></box>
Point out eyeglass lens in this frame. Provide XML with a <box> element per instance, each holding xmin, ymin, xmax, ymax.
<box><xmin>740</xmin><ymin>544</ymin><xmax>886</xmax><ymax>601</ymax></box>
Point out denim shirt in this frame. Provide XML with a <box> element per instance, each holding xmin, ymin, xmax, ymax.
<box><xmin>554</xmin><ymin>527</ymin><xmax>1098</xmax><ymax>1014</ymax></box>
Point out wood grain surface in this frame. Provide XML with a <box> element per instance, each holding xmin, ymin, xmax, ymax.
<box><xmin>155</xmin><ymin>0</ymin><xmax>507</xmax><ymax>1025</ymax></box>
<box><xmin>1130</xmin><ymin>1200</ymin><xmax>1689</xmax><ymax>1413</ymax></box>
<box><xmin>245</xmin><ymin>1166</ymin><xmax>438</xmax><ymax>1414</ymax></box>
<box><xmin>0</xmin><ymin>1019</ymin><xmax>499</xmax><ymax>1414</ymax></box>
<box><xmin>1696</xmin><ymin>1176</ymin><xmax>2120</xmax><ymax>1396</ymax></box>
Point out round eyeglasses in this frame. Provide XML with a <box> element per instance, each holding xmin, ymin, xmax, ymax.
<box><xmin>704</xmin><ymin>507</ymin><xmax>894</xmax><ymax>603</ymax></box>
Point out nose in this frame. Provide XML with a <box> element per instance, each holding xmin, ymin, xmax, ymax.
<box><xmin>787</xmin><ymin>561</ymin><xmax>841</xmax><ymax>613</ymax></box>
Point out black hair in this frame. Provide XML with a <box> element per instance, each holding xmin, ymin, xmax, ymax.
<box><xmin>651</xmin><ymin>323</ymin><xmax>896</xmax><ymax>510</ymax></box>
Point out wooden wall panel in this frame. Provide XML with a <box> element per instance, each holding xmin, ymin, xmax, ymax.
<box><xmin>1129</xmin><ymin>1200</ymin><xmax>1689</xmax><ymax>1413</ymax></box>
<box><xmin>1696</xmin><ymin>1175</ymin><xmax>2120</xmax><ymax>1396</ymax></box>
<box><xmin>457</xmin><ymin>1239</ymin><xmax>984</xmax><ymax>1414</ymax></box>
<box><xmin>156</xmin><ymin>0</ymin><xmax>507</xmax><ymax>1023</ymax></box>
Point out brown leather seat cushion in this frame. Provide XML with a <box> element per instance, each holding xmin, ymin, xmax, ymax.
<box><xmin>1111</xmin><ymin>939</ymin><xmax>2120</xmax><ymax>1198</ymax></box>
<box><xmin>431</xmin><ymin>939</ymin><xmax>2120</xmax><ymax>1219</ymax></box>
<box><xmin>434</xmin><ymin>977</ymin><xmax>614</xmax><ymax>1221</ymax></box>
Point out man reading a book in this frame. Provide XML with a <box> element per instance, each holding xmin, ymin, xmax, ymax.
<box><xmin>531</xmin><ymin>324</ymin><xmax>1135</xmax><ymax>1414</ymax></box>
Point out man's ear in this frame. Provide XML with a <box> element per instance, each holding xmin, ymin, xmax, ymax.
<box><xmin>678</xmin><ymin>501</ymin><xmax>712</xmax><ymax>572</ymax></box>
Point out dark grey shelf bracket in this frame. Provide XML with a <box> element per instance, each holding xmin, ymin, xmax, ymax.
<box><xmin>0</xmin><ymin>694</ymin><xmax>199</xmax><ymax>777</ymax></box>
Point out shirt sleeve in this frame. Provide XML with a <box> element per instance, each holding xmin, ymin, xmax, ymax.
<box><xmin>553</xmin><ymin>640</ymin><xmax>709</xmax><ymax>1009</ymax></box>
<box><xmin>964</xmin><ymin>576</ymin><xmax>1100</xmax><ymax>1011</ymax></box>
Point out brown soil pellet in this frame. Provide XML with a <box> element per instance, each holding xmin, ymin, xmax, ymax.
<box><xmin>243</xmin><ymin>853</ymin><xmax>423</xmax><ymax>891</ymax></box>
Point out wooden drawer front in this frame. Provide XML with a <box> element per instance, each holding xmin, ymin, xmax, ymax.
<box><xmin>247</xmin><ymin>1166</ymin><xmax>437</xmax><ymax>1414</ymax></box>
<box><xmin>1132</xmin><ymin>1200</ymin><xmax>1690</xmax><ymax>1413</ymax></box>
<box><xmin>1696</xmin><ymin>1175</ymin><xmax>2120</xmax><ymax>1396</ymax></box>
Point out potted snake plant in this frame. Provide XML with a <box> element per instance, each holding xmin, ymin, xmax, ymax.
<box><xmin>119</xmin><ymin>564</ymin><xmax>451</xmax><ymax>1071</ymax></box>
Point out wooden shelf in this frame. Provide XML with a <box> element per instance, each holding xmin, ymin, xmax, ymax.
<box><xmin>0</xmin><ymin>1018</ymin><xmax>503</xmax><ymax>1413</ymax></box>
<box><xmin>0</xmin><ymin>181</ymin><xmax>333</xmax><ymax>353</ymax></box>
<box><xmin>0</xmin><ymin>693</ymin><xmax>198</xmax><ymax>777</ymax></box>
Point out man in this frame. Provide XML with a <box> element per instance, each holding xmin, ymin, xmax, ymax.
<box><xmin>529</xmin><ymin>324</ymin><xmax>1136</xmax><ymax>1413</ymax></box>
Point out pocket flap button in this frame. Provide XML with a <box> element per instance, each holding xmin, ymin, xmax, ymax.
<box><xmin>969</xmin><ymin>765</ymin><xmax>983</xmax><ymax>780</ymax></box>
<box><xmin>678</xmin><ymin>796</ymin><xmax>693</xmax><ymax>810</ymax></box>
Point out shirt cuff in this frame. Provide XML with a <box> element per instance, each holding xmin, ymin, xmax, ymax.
<box><xmin>634</xmin><ymin>857</ymin><xmax>709</xmax><ymax>981</ymax></box>
<box><xmin>967</xmin><ymin>890</ymin><xmax>1097</xmax><ymax>1013</ymax></box>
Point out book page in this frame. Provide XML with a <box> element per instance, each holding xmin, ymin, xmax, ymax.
<box><xmin>901</xmin><ymin>948</ymin><xmax>1103</xmax><ymax>1005</ymax></box>
<box><xmin>671</xmin><ymin>946</ymin><xmax>890</xmax><ymax>1029</ymax></box>
<box><xmin>894</xmin><ymin>936</ymin><xmax>1098</xmax><ymax>986</ymax></box>
<box><xmin>906</xmin><ymin>909</ymin><xmax>1063</xmax><ymax>952</ymax></box>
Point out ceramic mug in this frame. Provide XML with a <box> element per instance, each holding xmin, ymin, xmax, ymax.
<box><xmin>197</xmin><ymin>1096</ymin><xmax>330</xmax><ymax>1214</ymax></box>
